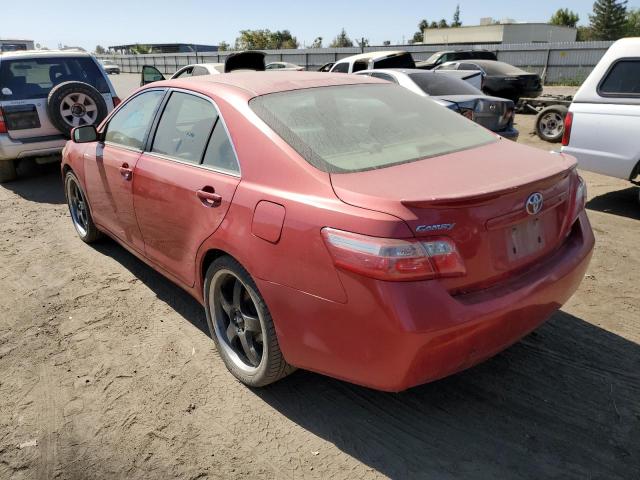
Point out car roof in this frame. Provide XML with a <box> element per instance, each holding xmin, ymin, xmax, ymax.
<box><xmin>162</xmin><ymin>71</ymin><xmax>385</xmax><ymax>96</ymax></box>
<box><xmin>336</xmin><ymin>50</ymin><xmax>408</xmax><ymax>63</ymax></box>
<box><xmin>0</xmin><ymin>49</ymin><xmax>91</xmax><ymax>59</ymax></box>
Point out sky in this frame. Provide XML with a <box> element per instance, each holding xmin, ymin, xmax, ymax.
<box><xmin>3</xmin><ymin>0</ymin><xmax>640</xmax><ymax>50</ymax></box>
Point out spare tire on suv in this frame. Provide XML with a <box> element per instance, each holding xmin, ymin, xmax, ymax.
<box><xmin>47</xmin><ymin>81</ymin><xmax>108</xmax><ymax>137</ymax></box>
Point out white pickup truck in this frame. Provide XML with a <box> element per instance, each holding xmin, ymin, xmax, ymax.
<box><xmin>562</xmin><ymin>38</ymin><xmax>640</xmax><ymax>196</ymax></box>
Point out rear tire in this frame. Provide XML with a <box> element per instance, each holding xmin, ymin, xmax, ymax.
<box><xmin>204</xmin><ymin>256</ymin><xmax>294</xmax><ymax>387</ymax></box>
<box><xmin>536</xmin><ymin>105</ymin><xmax>568</xmax><ymax>143</ymax></box>
<box><xmin>0</xmin><ymin>160</ymin><xmax>17</xmax><ymax>183</ymax></box>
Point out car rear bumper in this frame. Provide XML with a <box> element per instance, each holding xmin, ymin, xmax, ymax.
<box><xmin>0</xmin><ymin>133</ymin><xmax>66</xmax><ymax>161</ymax></box>
<box><xmin>259</xmin><ymin>211</ymin><xmax>594</xmax><ymax>391</ymax></box>
<box><xmin>497</xmin><ymin>126</ymin><xmax>519</xmax><ymax>141</ymax></box>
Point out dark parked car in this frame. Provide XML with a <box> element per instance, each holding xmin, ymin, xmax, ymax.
<box><xmin>355</xmin><ymin>69</ymin><xmax>518</xmax><ymax>140</ymax></box>
<box><xmin>416</xmin><ymin>50</ymin><xmax>497</xmax><ymax>70</ymax></box>
<box><xmin>436</xmin><ymin>60</ymin><xmax>543</xmax><ymax>102</ymax></box>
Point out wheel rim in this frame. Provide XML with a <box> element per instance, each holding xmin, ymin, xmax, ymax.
<box><xmin>67</xmin><ymin>178</ymin><xmax>88</xmax><ymax>237</ymax></box>
<box><xmin>539</xmin><ymin>112</ymin><xmax>564</xmax><ymax>139</ymax></box>
<box><xmin>59</xmin><ymin>93</ymin><xmax>98</xmax><ymax>127</ymax></box>
<box><xmin>210</xmin><ymin>270</ymin><xmax>265</xmax><ymax>373</ymax></box>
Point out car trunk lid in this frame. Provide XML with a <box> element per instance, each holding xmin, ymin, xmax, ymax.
<box><xmin>330</xmin><ymin>140</ymin><xmax>577</xmax><ymax>293</ymax></box>
<box><xmin>433</xmin><ymin>94</ymin><xmax>514</xmax><ymax>132</ymax></box>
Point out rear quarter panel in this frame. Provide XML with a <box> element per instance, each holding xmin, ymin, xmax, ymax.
<box><xmin>564</xmin><ymin>103</ymin><xmax>640</xmax><ymax>179</ymax></box>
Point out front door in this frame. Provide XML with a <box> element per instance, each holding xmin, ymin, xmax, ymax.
<box><xmin>133</xmin><ymin>90</ymin><xmax>241</xmax><ymax>287</ymax></box>
<box><xmin>83</xmin><ymin>89</ymin><xmax>165</xmax><ymax>252</ymax></box>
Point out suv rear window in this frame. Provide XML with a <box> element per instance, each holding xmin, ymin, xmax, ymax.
<box><xmin>250</xmin><ymin>84</ymin><xmax>495</xmax><ymax>173</ymax></box>
<box><xmin>0</xmin><ymin>56</ymin><xmax>109</xmax><ymax>100</ymax></box>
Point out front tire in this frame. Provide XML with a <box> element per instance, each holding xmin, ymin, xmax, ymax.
<box><xmin>204</xmin><ymin>256</ymin><xmax>294</xmax><ymax>387</ymax></box>
<box><xmin>64</xmin><ymin>171</ymin><xmax>101</xmax><ymax>243</ymax></box>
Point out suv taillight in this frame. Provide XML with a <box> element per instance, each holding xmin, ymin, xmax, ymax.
<box><xmin>0</xmin><ymin>107</ymin><xmax>6</xmax><ymax>133</ymax></box>
<box><xmin>113</xmin><ymin>97</ymin><xmax>122</xmax><ymax>107</ymax></box>
<box><xmin>321</xmin><ymin>227</ymin><xmax>466</xmax><ymax>281</ymax></box>
<box><xmin>562</xmin><ymin>111</ymin><xmax>573</xmax><ymax>146</ymax></box>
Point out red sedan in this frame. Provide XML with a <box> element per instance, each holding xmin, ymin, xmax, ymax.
<box><xmin>62</xmin><ymin>72</ymin><xmax>594</xmax><ymax>392</ymax></box>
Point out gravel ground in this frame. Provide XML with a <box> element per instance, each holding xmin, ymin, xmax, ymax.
<box><xmin>0</xmin><ymin>76</ymin><xmax>638</xmax><ymax>479</ymax></box>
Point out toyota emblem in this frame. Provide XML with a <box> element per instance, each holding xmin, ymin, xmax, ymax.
<box><xmin>525</xmin><ymin>192</ymin><xmax>544</xmax><ymax>215</ymax></box>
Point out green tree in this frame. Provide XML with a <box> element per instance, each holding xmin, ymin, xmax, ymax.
<box><xmin>329</xmin><ymin>29</ymin><xmax>354</xmax><ymax>47</ymax></box>
<box><xmin>356</xmin><ymin>37</ymin><xmax>370</xmax><ymax>48</ymax></box>
<box><xmin>577</xmin><ymin>25</ymin><xmax>595</xmax><ymax>40</ymax></box>
<box><xmin>411</xmin><ymin>19</ymin><xmax>429</xmax><ymax>43</ymax></box>
<box><xmin>438</xmin><ymin>19</ymin><xmax>449</xmax><ymax>28</ymax></box>
<box><xmin>130</xmin><ymin>44</ymin><xmax>152</xmax><ymax>54</ymax></box>
<box><xmin>310</xmin><ymin>37</ymin><xmax>323</xmax><ymax>48</ymax></box>
<box><xmin>234</xmin><ymin>29</ymin><xmax>299</xmax><ymax>50</ymax></box>
<box><xmin>429</xmin><ymin>21</ymin><xmax>439</xmax><ymax>29</ymax></box>
<box><xmin>383</xmin><ymin>40</ymin><xmax>391</xmax><ymax>46</ymax></box>
<box><xmin>625</xmin><ymin>8</ymin><xmax>640</xmax><ymax>36</ymax></box>
<box><xmin>452</xmin><ymin>4</ymin><xmax>462</xmax><ymax>27</ymax></box>
<box><xmin>218</xmin><ymin>41</ymin><xmax>230</xmax><ymax>52</ymax></box>
<box><xmin>95</xmin><ymin>45</ymin><xmax>106</xmax><ymax>54</ymax></box>
<box><xmin>550</xmin><ymin>8</ymin><xmax>580</xmax><ymax>27</ymax></box>
<box><xmin>589</xmin><ymin>0</ymin><xmax>628</xmax><ymax>40</ymax></box>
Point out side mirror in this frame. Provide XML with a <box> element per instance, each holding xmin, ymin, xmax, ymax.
<box><xmin>141</xmin><ymin>65</ymin><xmax>165</xmax><ymax>86</ymax></box>
<box><xmin>72</xmin><ymin>125</ymin><xmax>98</xmax><ymax>143</ymax></box>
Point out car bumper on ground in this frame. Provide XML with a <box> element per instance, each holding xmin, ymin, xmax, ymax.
<box><xmin>259</xmin><ymin>211</ymin><xmax>594</xmax><ymax>392</ymax></box>
<box><xmin>0</xmin><ymin>134</ymin><xmax>67</xmax><ymax>162</ymax></box>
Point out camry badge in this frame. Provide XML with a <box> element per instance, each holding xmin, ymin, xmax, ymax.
<box><xmin>416</xmin><ymin>223</ymin><xmax>455</xmax><ymax>233</ymax></box>
<box><xmin>525</xmin><ymin>192</ymin><xmax>544</xmax><ymax>215</ymax></box>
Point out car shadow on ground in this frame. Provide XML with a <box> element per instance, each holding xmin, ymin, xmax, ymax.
<box><xmin>586</xmin><ymin>186</ymin><xmax>640</xmax><ymax>221</ymax></box>
<box><xmin>89</xmin><ymin>238</ymin><xmax>639</xmax><ymax>479</ymax></box>
<box><xmin>2</xmin><ymin>161</ymin><xmax>65</xmax><ymax>204</ymax></box>
<box><xmin>90</xmin><ymin>238</ymin><xmax>210</xmax><ymax>337</ymax></box>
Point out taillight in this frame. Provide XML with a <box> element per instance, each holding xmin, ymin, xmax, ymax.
<box><xmin>321</xmin><ymin>227</ymin><xmax>466</xmax><ymax>281</ymax></box>
<box><xmin>113</xmin><ymin>96</ymin><xmax>122</xmax><ymax>108</ymax></box>
<box><xmin>575</xmin><ymin>175</ymin><xmax>587</xmax><ymax>211</ymax></box>
<box><xmin>0</xmin><ymin>107</ymin><xmax>6</xmax><ymax>134</ymax></box>
<box><xmin>561</xmin><ymin>111</ymin><xmax>573</xmax><ymax>146</ymax></box>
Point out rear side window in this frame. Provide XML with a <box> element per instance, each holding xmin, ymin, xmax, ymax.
<box><xmin>599</xmin><ymin>60</ymin><xmax>640</xmax><ymax>96</ymax></box>
<box><xmin>471</xmin><ymin>51</ymin><xmax>497</xmax><ymax>60</ymax></box>
<box><xmin>353</xmin><ymin>60</ymin><xmax>368</xmax><ymax>72</ymax></box>
<box><xmin>105</xmin><ymin>90</ymin><xmax>164</xmax><ymax>150</ymax></box>
<box><xmin>250</xmin><ymin>84</ymin><xmax>495</xmax><ymax>173</ymax></box>
<box><xmin>332</xmin><ymin>62</ymin><xmax>350</xmax><ymax>73</ymax></box>
<box><xmin>203</xmin><ymin>120</ymin><xmax>240</xmax><ymax>174</ymax></box>
<box><xmin>374</xmin><ymin>53</ymin><xmax>415</xmax><ymax>69</ymax></box>
<box><xmin>0</xmin><ymin>57</ymin><xmax>109</xmax><ymax>100</ymax></box>
<box><xmin>152</xmin><ymin>91</ymin><xmax>217</xmax><ymax>163</ymax></box>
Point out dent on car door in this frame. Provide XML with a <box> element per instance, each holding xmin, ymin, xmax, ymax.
<box><xmin>83</xmin><ymin>89</ymin><xmax>165</xmax><ymax>252</ymax></box>
<box><xmin>133</xmin><ymin>90</ymin><xmax>241</xmax><ymax>287</ymax></box>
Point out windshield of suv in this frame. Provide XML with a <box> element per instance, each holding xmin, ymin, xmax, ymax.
<box><xmin>250</xmin><ymin>84</ymin><xmax>496</xmax><ymax>173</ymax></box>
<box><xmin>0</xmin><ymin>56</ymin><xmax>109</xmax><ymax>100</ymax></box>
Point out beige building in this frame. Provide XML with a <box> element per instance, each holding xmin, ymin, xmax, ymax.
<box><xmin>422</xmin><ymin>23</ymin><xmax>577</xmax><ymax>45</ymax></box>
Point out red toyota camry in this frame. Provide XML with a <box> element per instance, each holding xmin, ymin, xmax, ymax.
<box><xmin>62</xmin><ymin>72</ymin><xmax>594</xmax><ymax>391</ymax></box>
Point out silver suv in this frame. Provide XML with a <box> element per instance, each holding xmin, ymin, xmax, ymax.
<box><xmin>0</xmin><ymin>50</ymin><xmax>119</xmax><ymax>182</ymax></box>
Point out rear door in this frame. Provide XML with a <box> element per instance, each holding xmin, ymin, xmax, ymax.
<box><xmin>133</xmin><ymin>90</ymin><xmax>241</xmax><ymax>287</ymax></box>
<box><xmin>0</xmin><ymin>55</ymin><xmax>113</xmax><ymax>140</ymax></box>
<box><xmin>84</xmin><ymin>89</ymin><xmax>165</xmax><ymax>252</ymax></box>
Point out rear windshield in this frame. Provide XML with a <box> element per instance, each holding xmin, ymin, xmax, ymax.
<box><xmin>250</xmin><ymin>84</ymin><xmax>496</xmax><ymax>173</ymax></box>
<box><xmin>469</xmin><ymin>51</ymin><xmax>497</xmax><ymax>60</ymax></box>
<box><xmin>409</xmin><ymin>73</ymin><xmax>482</xmax><ymax>96</ymax></box>
<box><xmin>477</xmin><ymin>61</ymin><xmax>526</xmax><ymax>76</ymax></box>
<box><xmin>0</xmin><ymin>57</ymin><xmax>109</xmax><ymax>100</ymax></box>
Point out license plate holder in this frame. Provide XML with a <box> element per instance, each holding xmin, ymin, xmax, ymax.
<box><xmin>507</xmin><ymin>218</ymin><xmax>545</xmax><ymax>261</ymax></box>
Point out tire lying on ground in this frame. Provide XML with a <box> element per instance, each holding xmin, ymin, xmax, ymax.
<box><xmin>47</xmin><ymin>81</ymin><xmax>108</xmax><ymax>138</ymax></box>
<box><xmin>535</xmin><ymin>105</ymin><xmax>568</xmax><ymax>143</ymax></box>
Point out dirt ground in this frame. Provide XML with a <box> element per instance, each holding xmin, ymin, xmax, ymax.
<box><xmin>0</xmin><ymin>78</ymin><xmax>639</xmax><ymax>479</ymax></box>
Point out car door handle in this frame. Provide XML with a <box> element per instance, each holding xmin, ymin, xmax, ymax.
<box><xmin>196</xmin><ymin>188</ymin><xmax>222</xmax><ymax>207</ymax></box>
<box><xmin>119</xmin><ymin>164</ymin><xmax>133</xmax><ymax>181</ymax></box>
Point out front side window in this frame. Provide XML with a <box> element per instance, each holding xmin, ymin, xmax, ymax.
<box><xmin>0</xmin><ymin>56</ymin><xmax>109</xmax><ymax>100</ymax></box>
<box><xmin>202</xmin><ymin>120</ymin><xmax>240</xmax><ymax>174</ymax></box>
<box><xmin>599</xmin><ymin>59</ymin><xmax>640</xmax><ymax>96</ymax></box>
<box><xmin>352</xmin><ymin>60</ymin><xmax>368</xmax><ymax>72</ymax></box>
<box><xmin>151</xmin><ymin>91</ymin><xmax>217</xmax><ymax>163</ymax></box>
<box><xmin>332</xmin><ymin>62</ymin><xmax>350</xmax><ymax>73</ymax></box>
<box><xmin>173</xmin><ymin>67</ymin><xmax>193</xmax><ymax>79</ymax></box>
<box><xmin>105</xmin><ymin>90</ymin><xmax>164</xmax><ymax>149</ymax></box>
<box><xmin>192</xmin><ymin>66</ymin><xmax>209</xmax><ymax>76</ymax></box>
<box><xmin>250</xmin><ymin>84</ymin><xmax>496</xmax><ymax>173</ymax></box>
